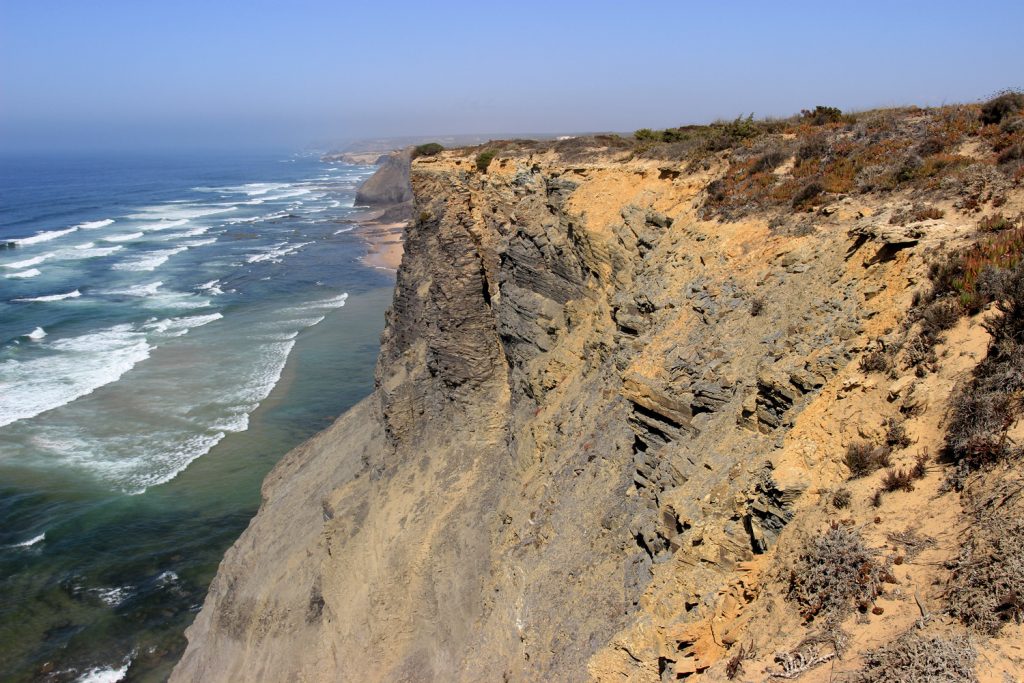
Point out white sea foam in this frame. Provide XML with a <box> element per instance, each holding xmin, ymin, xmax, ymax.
<box><xmin>75</xmin><ymin>242</ymin><xmax>96</xmax><ymax>250</ymax></box>
<box><xmin>102</xmin><ymin>232</ymin><xmax>144</xmax><ymax>243</ymax></box>
<box><xmin>246</xmin><ymin>241</ymin><xmax>311</xmax><ymax>264</ymax></box>
<box><xmin>26</xmin><ymin>327</ymin><xmax>47</xmax><ymax>340</ymax></box>
<box><xmin>111</xmin><ymin>281</ymin><xmax>163</xmax><ymax>297</ymax></box>
<box><xmin>139</xmin><ymin>219</ymin><xmax>189</xmax><ymax>232</ymax></box>
<box><xmin>145</xmin><ymin>312</ymin><xmax>223</xmax><ymax>337</ymax></box>
<box><xmin>15</xmin><ymin>226</ymin><xmax>78</xmax><ymax>246</ymax></box>
<box><xmin>156</xmin><ymin>570</ymin><xmax>179</xmax><ymax>586</ymax></box>
<box><xmin>180</xmin><ymin>237</ymin><xmax>217</xmax><ymax>248</ymax></box>
<box><xmin>2</xmin><ymin>254</ymin><xmax>51</xmax><ymax>269</ymax></box>
<box><xmin>76</xmin><ymin>246</ymin><xmax>123</xmax><ymax>259</ymax></box>
<box><xmin>310</xmin><ymin>292</ymin><xmax>349</xmax><ymax>309</ymax></box>
<box><xmin>77</xmin><ymin>219</ymin><xmax>115</xmax><ymax>230</ymax></box>
<box><xmin>9</xmin><ymin>532</ymin><xmax>45</xmax><ymax>548</ymax></box>
<box><xmin>128</xmin><ymin>205</ymin><xmax>237</xmax><ymax>221</ymax></box>
<box><xmin>0</xmin><ymin>323</ymin><xmax>151</xmax><ymax>428</ymax></box>
<box><xmin>196</xmin><ymin>279</ymin><xmax>224</xmax><ymax>295</ymax></box>
<box><xmin>151</xmin><ymin>227</ymin><xmax>213</xmax><ymax>242</ymax></box>
<box><xmin>226</xmin><ymin>210</ymin><xmax>290</xmax><ymax>225</ymax></box>
<box><xmin>14</xmin><ymin>289</ymin><xmax>82</xmax><ymax>302</ymax></box>
<box><xmin>6</xmin><ymin>268</ymin><xmax>41</xmax><ymax>278</ymax></box>
<box><xmin>112</xmin><ymin>247</ymin><xmax>187</xmax><ymax>272</ymax></box>
<box><xmin>333</xmin><ymin>226</ymin><xmax>354</xmax><ymax>234</ymax></box>
<box><xmin>91</xmin><ymin>586</ymin><xmax>133</xmax><ymax>606</ymax></box>
<box><xmin>194</xmin><ymin>182</ymin><xmax>291</xmax><ymax>196</ymax></box>
<box><xmin>75</xmin><ymin>663</ymin><xmax>129</xmax><ymax>683</ymax></box>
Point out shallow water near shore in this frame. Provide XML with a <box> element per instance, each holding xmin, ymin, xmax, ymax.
<box><xmin>0</xmin><ymin>151</ymin><xmax>394</xmax><ymax>681</ymax></box>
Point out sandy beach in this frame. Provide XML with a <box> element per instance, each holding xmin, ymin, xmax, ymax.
<box><xmin>357</xmin><ymin>221</ymin><xmax>406</xmax><ymax>270</ymax></box>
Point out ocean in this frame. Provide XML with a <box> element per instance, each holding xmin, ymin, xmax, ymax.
<box><xmin>0</xmin><ymin>151</ymin><xmax>394</xmax><ymax>681</ymax></box>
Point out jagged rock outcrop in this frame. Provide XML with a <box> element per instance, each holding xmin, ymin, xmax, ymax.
<box><xmin>172</xmin><ymin>141</ymin><xmax>1024</xmax><ymax>682</ymax></box>
<box><xmin>354</xmin><ymin>148</ymin><xmax>414</xmax><ymax>205</ymax></box>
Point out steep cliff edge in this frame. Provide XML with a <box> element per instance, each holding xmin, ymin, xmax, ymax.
<box><xmin>355</xmin><ymin>148</ymin><xmax>414</xmax><ymax>205</ymax></box>
<box><xmin>173</xmin><ymin>103</ymin><xmax>1024</xmax><ymax>682</ymax></box>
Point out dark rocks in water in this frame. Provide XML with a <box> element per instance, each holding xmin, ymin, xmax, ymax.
<box><xmin>355</xmin><ymin>149</ymin><xmax>413</xmax><ymax>205</ymax></box>
<box><xmin>1</xmin><ymin>241</ymin><xmax>16</xmax><ymax>250</ymax></box>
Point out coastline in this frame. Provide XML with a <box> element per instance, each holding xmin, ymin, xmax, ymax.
<box><xmin>347</xmin><ymin>205</ymin><xmax>409</xmax><ymax>271</ymax></box>
<box><xmin>357</xmin><ymin>221</ymin><xmax>406</xmax><ymax>270</ymax></box>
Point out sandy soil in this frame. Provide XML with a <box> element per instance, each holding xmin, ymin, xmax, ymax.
<box><xmin>356</xmin><ymin>221</ymin><xmax>406</xmax><ymax>271</ymax></box>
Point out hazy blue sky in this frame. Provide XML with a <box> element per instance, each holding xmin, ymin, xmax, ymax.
<box><xmin>1</xmin><ymin>0</ymin><xmax>1021</xmax><ymax>151</ymax></box>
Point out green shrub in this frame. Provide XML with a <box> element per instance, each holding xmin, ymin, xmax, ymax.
<box><xmin>800</xmin><ymin>105</ymin><xmax>847</xmax><ymax>126</ymax></box>
<box><xmin>412</xmin><ymin>142</ymin><xmax>443</xmax><ymax>158</ymax></box>
<box><xmin>475</xmin><ymin>149</ymin><xmax>497</xmax><ymax>173</ymax></box>
<box><xmin>980</xmin><ymin>90</ymin><xmax>1024</xmax><ymax>125</ymax></box>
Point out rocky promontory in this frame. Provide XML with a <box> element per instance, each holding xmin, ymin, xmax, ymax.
<box><xmin>173</xmin><ymin>98</ymin><xmax>1024</xmax><ymax>682</ymax></box>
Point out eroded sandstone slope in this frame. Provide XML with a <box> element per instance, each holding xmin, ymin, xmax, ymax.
<box><xmin>173</xmin><ymin>102</ymin><xmax>1024</xmax><ymax>682</ymax></box>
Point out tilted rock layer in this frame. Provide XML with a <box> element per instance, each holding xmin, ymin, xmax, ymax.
<box><xmin>173</xmin><ymin>136</ymin><xmax>1024</xmax><ymax>681</ymax></box>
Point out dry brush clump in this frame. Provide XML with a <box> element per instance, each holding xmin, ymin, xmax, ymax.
<box><xmin>786</xmin><ymin>523</ymin><xmax>890</xmax><ymax>625</ymax></box>
<box><xmin>845</xmin><ymin>441</ymin><xmax>892</xmax><ymax>478</ymax></box>
<box><xmin>946</xmin><ymin>512</ymin><xmax>1024</xmax><ymax>634</ymax></box>
<box><xmin>857</xmin><ymin>631</ymin><xmax>978</xmax><ymax>683</ymax></box>
<box><xmin>889</xmin><ymin>204</ymin><xmax>945</xmax><ymax>226</ymax></box>
<box><xmin>831</xmin><ymin>488</ymin><xmax>852</xmax><ymax>509</ymax></box>
<box><xmin>884</xmin><ymin>417</ymin><xmax>912</xmax><ymax>450</ymax></box>
<box><xmin>860</xmin><ymin>346</ymin><xmax>895</xmax><ymax>374</ymax></box>
<box><xmin>928</xmin><ymin>227</ymin><xmax>1024</xmax><ymax>313</ymax></box>
<box><xmin>944</xmin><ymin>261</ymin><xmax>1024</xmax><ymax>479</ymax></box>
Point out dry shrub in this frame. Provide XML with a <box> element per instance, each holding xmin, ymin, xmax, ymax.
<box><xmin>767</xmin><ymin>631</ymin><xmax>845</xmax><ymax>679</ymax></box>
<box><xmin>845</xmin><ymin>441</ymin><xmax>892</xmax><ymax>478</ymax></box>
<box><xmin>928</xmin><ymin>227</ymin><xmax>1024</xmax><ymax>312</ymax></box>
<box><xmin>724</xmin><ymin>642</ymin><xmax>752</xmax><ymax>679</ymax></box>
<box><xmin>946</xmin><ymin>513</ymin><xmax>1024</xmax><ymax>634</ymax></box>
<box><xmin>980</xmin><ymin>90</ymin><xmax>1024</xmax><ymax>126</ymax></box>
<box><xmin>880</xmin><ymin>467</ymin><xmax>916</xmax><ymax>493</ymax></box>
<box><xmin>911</xmin><ymin>451</ymin><xmax>929</xmax><ymax>479</ymax></box>
<box><xmin>918</xmin><ymin>299</ymin><xmax>962</xmax><ymax>338</ymax></box>
<box><xmin>860</xmin><ymin>347</ymin><xmax>894</xmax><ymax>374</ymax></box>
<box><xmin>831</xmin><ymin>488</ymin><xmax>852</xmax><ymax>509</ymax></box>
<box><xmin>792</xmin><ymin>180</ymin><xmax>824</xmax><ymax>208</ymax></box>
<box><xmin>978</xmin><ymin>211</ymin><xmax>1019</xmax><ymax>232</ymax></box>
<box><xmin>944</xmin><ymin>261</ymin><xmax>1024</xmax><ymax>476</ymax></box>
<box><xmin>858</xmin><ymin>631</ymin><xmax>977</xmax><ymax>682</ymax></box>
<box><xmin>886</xmin><ymin>528</ymin><xmax>932</xmax><ymax>560</ymax></box>
<box><xmin>797</xmin><ymin>134</ymin><xmax>829</xmax><ymax>161</ymax></box>
<box><xmin>751</xmin><ymin>149</ymin><xmax>788</xmax><ymax>174</ymax></box>
<box><xmin>787</xmin><ymin>523</ymin><xmax>888</xmax><ymax>624</ymax></box>
<box><xmin>885</xmin><ymin>417</ymin><xmax>912</xmax><ymax>449</ymax></box>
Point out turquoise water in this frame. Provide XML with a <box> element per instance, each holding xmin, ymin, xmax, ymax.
<box><xmin>0</xmin><ymin>152</ymin><xmax>394</xmax><ymax>681</ymax></box>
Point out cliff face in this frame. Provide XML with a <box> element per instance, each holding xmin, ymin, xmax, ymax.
<box><xmin>354</xmin><ymin>148</ymin><xmax>414</xmax><ymax>205</ymax></box>
<box><xmin>173</xmin><ymin>126</ymin><xmax>1024</xmax><ymax>681</ymax></box>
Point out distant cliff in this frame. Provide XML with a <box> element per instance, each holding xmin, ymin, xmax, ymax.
<box><xmin>173</xmin><ymin>98</ymin><xmax>1024</xmax><ymax>682</ymax></box>
<box><xmin>354</xmin><ymin>148</ymin><xmax>413</xmax><ymax>205</ymax></box>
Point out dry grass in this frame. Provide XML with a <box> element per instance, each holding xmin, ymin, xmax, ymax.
<box><xmin>845</xmin><ymin>441</ymin><xmax>892</xmax><ymax>478</ymax></box>
<box><xmin>885</xmin><ymin>417</ymin><xmax>912</xmax><ymax>450</ymax></box>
